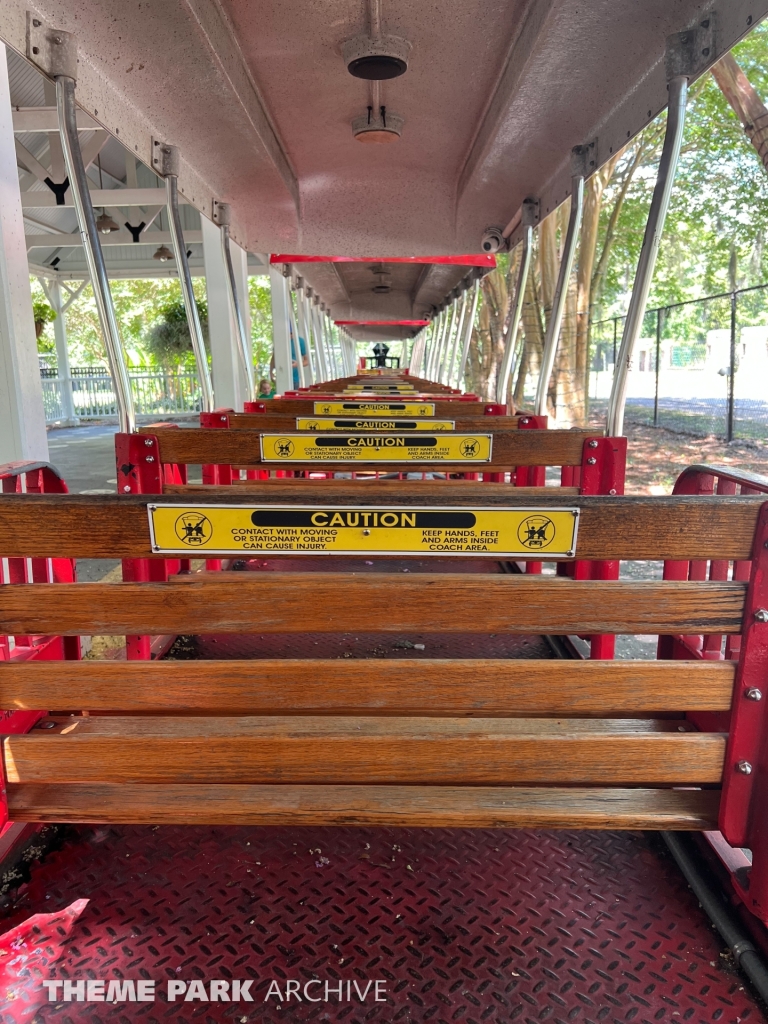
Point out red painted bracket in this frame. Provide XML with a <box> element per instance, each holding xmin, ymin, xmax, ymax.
<box><xmin>719</xmin><ymin>501</ymin><xmax>768</xmax><ymax>923</ymax></box>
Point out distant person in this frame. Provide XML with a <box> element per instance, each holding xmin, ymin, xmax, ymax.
<box><xmin>373</xmin><ymin>342</ymin><xmax>389</xmax><ymax>367</ymax></box>
<box><xmin>291</xmin><ymin>327</ymin><xmax>309</xmax><ymax>387</ymax></box>
<box><xmin>258</xmin><ymin>378</ymin><xmax>275</xmax><ymax>399</ymax></box>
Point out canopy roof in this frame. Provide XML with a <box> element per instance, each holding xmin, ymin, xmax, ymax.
<box><xmin>2</xmin><ymin>0</ymin><xmax>765</xmax><ymax>318</ymax></box>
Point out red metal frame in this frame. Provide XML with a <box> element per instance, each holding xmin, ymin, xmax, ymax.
<box><xmin>0</xmin><ymin>460</ymin><xmax>80</xmax><ymax>832</ymax></box>
<box><xmin>270</xmin><ymin>254</ymin><xmax>496</xmax><ymax>267</ymax></box>
<box><xmin>659</xmin><ymin>464</ymin><xmax>768</xmax><ymax>927</ymax></box>
<box><xmin>115</xmin><ymin>431</ymin><xmax>185</xmax><ymax>659</ymax></box>
<box><xmin>336</xmin><ymin>319</ymin><xmax>430</xmax><ymax>326</ymax></box>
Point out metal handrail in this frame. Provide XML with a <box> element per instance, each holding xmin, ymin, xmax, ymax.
<box><xmin>606</xmin><ymin>75</ymin><xmax>688</xmax><ymax>437</ymax></box>
<box><xmin>673</xmin><ymin>463</ymin><xmax>768</xmax><ymax>495</ymax></box>
<box><xmin>166</xmin><ymin>171</ymin><xmax>214</xmax><ymax>412</ymax></box>
<box><xmin>496</xmin><ymin>225</ymin><xmax>533</xmax><ymax>404</ymax></box>
<box><xmin>56</xmin><ymin>76</ymin><xmax>135</xmax><ymax>434</ymax></box>
<box><xmin>534</xmin><ymin>174</ymin><xmax>584</xmax><ymax>417</ymax></box>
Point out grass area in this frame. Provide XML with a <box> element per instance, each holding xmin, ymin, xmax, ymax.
<box><xmin>619</xmin><ymin>422</ymin><xmax>768</xmax><ymax>494</ymax></box>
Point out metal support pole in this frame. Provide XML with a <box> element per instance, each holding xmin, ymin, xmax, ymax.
<box><xmin>56</xmin><ymin>76</ymin><xmax>135</xmax><ymax>433</ymax></box>
<box><xmin>429</xmin><ymin>310</ymin><xmax>446</xmax><ymax>380</ymax></box>
<box><xmin>312</xmin><ymin>299</ymin><xmax>328</xmax><ymax>382</ymax></box>
<box><xmin>457</xmin><ymin>278</ymin><xmax>480</xmax><ymax>389</ymax></box>
<box><xmin>269</xmin><ymin>263</ymin><xmax>293</xmax><ymax>396</ymax></box>
<box><xmin>287</xmin><ymin>286</ymin><xmax>305</xmax><ymax>388</ymax></box>
<box><xmin>447</xmin><ymin>291</ymin><xmax>468</xmax><ymax>387</ymax></box>
<box><xmin>295</xmin><ymin>284</ymin><xmax>314</xmax><ymax>385</ymax></box>
<box><xmin>534</xmin><ymin>171</ymin><xmax>584</xmax><ymax>418</ymax></box>
<box><xmin>163</xmin><ymin>155</ymin><xmax>214</xmax><ymax>412</ymax></box>
<box><xmin>728</xmin><ymin>290</ymin><xmax>737</xmax><ymax>442</ymax></box>
<box><xmin>653</xmin><ymin>307</ymin><xmax>662</xmax><ymax>427</ymax></box>
<box><xmin>438</xmin><ymin>300</ymin><xmax>458</xmax><ymax>384</ymax></box>
<box><xmin>606</xmin><ymin>75</ymin><xmax>688</xmax><ymax>437</ymax></box>
<box><xmin>497</xmin><ymin>224</ymin><xmax>533</xmax><ymax>405</ymax></box>
<box><xmin>216</xmin><ymin>204</ymin><xmax>255</xmax><ymax>402</ymax></box>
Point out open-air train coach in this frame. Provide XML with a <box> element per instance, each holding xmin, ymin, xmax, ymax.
<box><xmin>1</xmin><ymin>0</ymin><xmax>768</xmax><ymax>1018</ymax></box>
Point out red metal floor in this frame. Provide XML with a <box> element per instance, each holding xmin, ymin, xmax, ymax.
<box><xmin>1</xmin><ymin>824</ymin><xmax>765</xmax><ymax>1023</ymax></box>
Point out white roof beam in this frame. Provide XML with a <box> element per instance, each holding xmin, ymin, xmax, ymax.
<box><xmin>12</xmin><ymin>107</ymin><xmax>98</xmax><ymax>132</ymax></box>
<box><xmin>25</xmin><ymin>229</ymin><xmax>201</xmax><ymax>249</ymax></box>
<box><xmin>22</xmin><ymin>187</ymin><xmax>166</xmax><ymax>208</ymax></box>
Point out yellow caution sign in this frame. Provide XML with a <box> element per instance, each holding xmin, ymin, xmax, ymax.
<box><xmin>296</xmin><ymin>418</ymin><xmax>455</xmax><ymax>432</ymax></box>
<box><xmin>259</xmin><ymin>433</ymin><xmax>492</xmax><ymax>463</ymax></box>
<box><xmin>345</xmin><ymin>385</ymin><xmax>416</xmax><ymax>392</ymax></box>
<box><xmin>148</xmin><ymin>504</ymin><xmax>579</xmax><ymax>557</ymax></box>
<box><xmin>313</xmin><ymin>402</ymin><xmax>436</xmax><ymax>416</ymax></box>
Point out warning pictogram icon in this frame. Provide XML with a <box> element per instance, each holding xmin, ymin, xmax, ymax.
<box><xmin>517</xmin><ymin>514</ymin><xmax>555</xmax><ymax>550</ymax></box>
<box><xmin>174</xmin><ymin>512</ymin><xmax>213</xmax><ymax>546</ymax></box>
<box><xmin>275</xmin><ymin>438</ymin><xmax>295</xmax><ymax>457</ymax></box>
<box><xmin>459</xmin><ymin>437</ymin><xmax>479</xmax><ymax>458</ymax></box>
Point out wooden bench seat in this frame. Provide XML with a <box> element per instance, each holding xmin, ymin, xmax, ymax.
<box><xmin>0</xmin><ymin>489</ymin><xmax>764</xmax><ymax>832</ymax></box>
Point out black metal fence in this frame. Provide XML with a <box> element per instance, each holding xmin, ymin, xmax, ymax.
<box><xmin>590</xmin><ymin>283</ymin><xmax>768</xmax><ymax>441</ymax></box>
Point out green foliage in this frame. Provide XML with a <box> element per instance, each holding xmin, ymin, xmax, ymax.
<box><xmin>597</xmin><ymin>20</ymin><xmax>768</xmax><ymax>319</ymax></box>
<box><xmin>32</xmin><ymin>300</ymin><xmax>56</xmax><ymax>326</ymax></box>
<box><xmin>145</xmin><ymin>297</ymin><xmax>209</xmax><ymax>367</ymax></box>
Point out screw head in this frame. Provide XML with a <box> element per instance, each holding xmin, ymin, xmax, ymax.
<box><xmin>362</xmin><ymin>529</ymin><xmax>371</xmax><ymax>536</ymax></box>
<box><xmin>588</xmin><ymin>439</ymin><xmax>599</xmax><ymax>448</ymax></box>
<box><xmin>144</xmin><ymin>438</ymin><xmax>154</xmax><ymax>446</ymax></box>
<box><xmin>746</xmin><ymin>687</ymin><xmax>763</xmax><ymax>701</ymax></box>
<box><xmin>609</xmin><ymin>488</ymin><xmax>617</xmax><ymax>495</ymax></box>
<box><xmin>736</xmin><ymin>760</ymin><xmax>753</xmax><ymax>775</ymax></box>
<box><xmin>123</xmin><ymin>485</ymin><xmax>131</xmax><ymax>492</ymax></box>
<box><xmin>586</xmin><ymin>457</ymin><xmax>597</xmax><ymax>465</ymax></box>
<box><xmin>520</xmin><ymin>418</ymin><xmax>529</xmax><ymax>424</ymax></box>
<box><xmin>37</xmin><ymin>720</ymin><xmax>56</xmax><ymax>729</ymax></box>
<box><xmin>755</xmin><ymin>608</ymin><xmax>768</xmax><ymax>622</ymax></box>
<box><xmin>145</xmin><ymin>455</ymin><xmax>155</xmax><ymax>463</ymax></box>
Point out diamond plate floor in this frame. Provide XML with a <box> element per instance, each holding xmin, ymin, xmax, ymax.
<box><xmin>1</xmin><ymin>825</ymin><xmax>765</xmax><ymax>1023</ymax></box>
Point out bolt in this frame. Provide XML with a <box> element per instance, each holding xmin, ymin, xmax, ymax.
<box><xmin>520</xmin><ymin>418</ymin><xmax>529</xmax><ymax>424</ymax></box>
<box><xmin>588</xmin><ymin>440</ymin><xmax>599</xmax><ymax>448</ymax></box>
<box><xmin>123</xmin><ymin>485</ymin><xmax>131</xmax><ymax>492</ymax></box>
<box><xmin>145</xmin><ymin>455</ymin><xmax>155</xmax><ymax>462</ymax></box>
<box><xmin>609</xmin><ymin>488</ymin><xmax>617</xmax><ymax>495</ymax></box>
<box><xmin>586</xmin><ymin>457</ymin><xmax>597</xmax><ymax>465</ymax></box>
<box><xmin>755</xmin><ymin>608</ymin><xmax>768</xmax><ymax>622</ymax></box>
<box><xmin>362</xmin><ymin>529</ymin><xmax>371</xmax><ymax>536</ymax></box>
<box><xmin>37</xmin><ymin>721</ymin><xmax>56</xmax><ymax>729</ymax></box>
<box><xmin>746</xmin><ymin>687</ymin><xmax>763</xmax><ymax>701</ymax></box>
<box><xmin>221</xmin><ymin>416</ymin><xmax>227</xmax><ymax>421</ymax></box>
<box><xmin>33</xmin><ymin>19</ymin><xmax>41</xmax><ymax>26</ymax></box>
<box><xmin>736</xmin><ymin>761</ymin><xmax>753</xmax><ymax>775</ymax></box>
<box><xmin>144</xmin><ymin>438</ymin><xmax>154</xmax><ymax>446</ymax></box>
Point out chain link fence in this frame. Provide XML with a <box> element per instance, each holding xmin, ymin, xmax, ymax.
<box><xmin>590</xmin><ymin>284</ymin><xmax>768</xmax><ymax>440</ymax></box>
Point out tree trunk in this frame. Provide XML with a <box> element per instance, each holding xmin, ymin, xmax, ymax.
<box><xmin>711</xmin><ymin>52</ymin><xmax>768</xmax><ymax>172</ymax></box>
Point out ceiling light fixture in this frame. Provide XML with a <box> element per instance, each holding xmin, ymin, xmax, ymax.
<box><xmin>153</xmin><ymin>245</ymin><xmax>174</xmax><ymax>262</ymax></box>
<box><xmin>353</xmin><ymin>104</ymin><xmax>403</xmax><ymax>143</ymax></box>
<box><xmin>96</xmin><ymin>211</ymin><xmax>120</xmax><ymax>234</ymax></box>
<box><xmin>342</xmin><ymin>33</ymin><xmax>410</xmax><ymax>81</ymax></box>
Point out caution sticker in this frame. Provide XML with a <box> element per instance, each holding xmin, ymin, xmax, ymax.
<box><xmin>345</xmin><ymin>385</ymin><xmax>416</xmax><ymax>392</ymax></box>
<box><xmin>148</xmin><ymin>504</ymin><xmax>579</xmax><ymax>557</ymax></box>
<box><xmin>296</xmin><ymin>418</ymin><xmax>455</xmax><ymax>432</ymax></box>
<box><xmin>259</xmin><ymin>433</ymin><xmax>492</xmax><ymax>463</ymax></box>
<box><xmin>313</xmin><ymin>402</ymin><xmax>436</xmax><ymax>416</ymax></box>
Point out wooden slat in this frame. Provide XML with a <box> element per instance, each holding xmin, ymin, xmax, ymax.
<box><xmin>167</xmin><ymin>482</ymin><xmax>581</xmax><ymax>496</ymax></box>
<box><xmin>225</xmin><ymin>415</ymin><xmax>526</xmax><ymax>432</ymax></box>
<box><xmin>3</xmin><ymin>716</ymin><xmax>725</xmax><ymax>784</ymax></box>
<box><xmin>0</xmin><ymin>659</ymin><xmax>734</xmax><ymax>712</ymax></box>
<box><xmin>150</xmin><ymin>428</ymin><xmax>593</xmax><ymax>469</ymax></box>
<box><xmin>0</xmin><ymin>493</ymin><xmax>762</xmax><ymax>560</ymax></box>
<box><xmin>0</xmin><ymin>577</ymin><xmax>746</xmax><ymax>636</ymax></box>
<box><xmin>240</xmin><ymin>400</ymin><xmax>512</xmax><ymax>417</ymax></box>
<box><xmin>6</xmin><ymin>784</ymin><xmax>720</xmax><ymax>829</ymax></box>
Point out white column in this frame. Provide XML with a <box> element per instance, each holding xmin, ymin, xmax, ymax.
<box><xmin>231</xmin><ymin>235</ymin><xmax>252</xmax><ymax>396</ymax></box>
<box><xmin>202</xmin><ymin>213</ymin><xmax>244</xmax><ymax>409</ymax></box>
<box><xmin>269</xmin><ymin>264</ymin><xmax>293</xmax><ymax>395</ymax></box>
<box><xmin>0</xmin><ymin>45</ymin><xmax>48</xmax><ymax>464</ymax></box>
<box><xmin>48</xmin><ymin>280</ymin><xmax>78</xmax><ymax>425</ymax></box>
